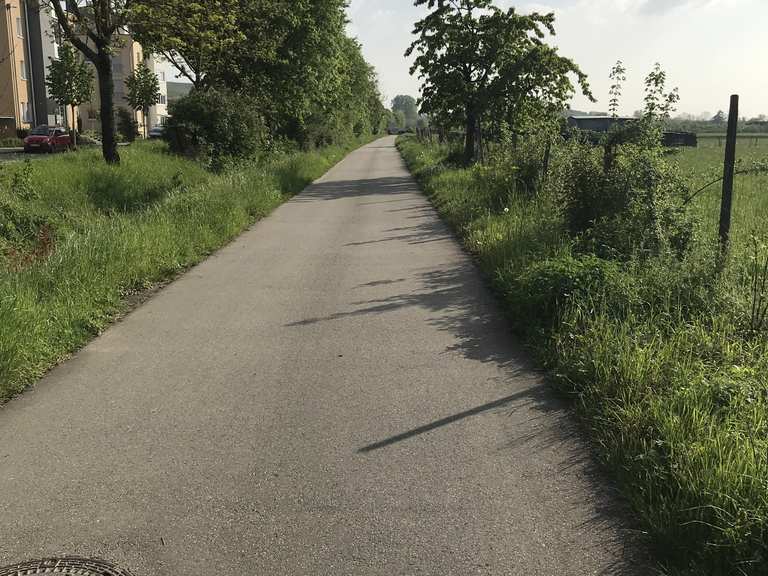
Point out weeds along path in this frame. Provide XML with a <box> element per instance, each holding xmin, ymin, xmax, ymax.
<box><xmin>0</xmin><ymin>137</ymin><xmax>644</xmax><ymax>575</ymax></box>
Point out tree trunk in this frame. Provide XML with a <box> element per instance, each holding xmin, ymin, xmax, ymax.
<box><xmin>70</xmin><ymin>104</ymin><xmax>77</xmax><ymax>150</ymax></box>
<box><xmin>96</xmin><ymin>54</ymin><xmax>120</xmax><ymax>164</ymax></box>
<box><xmin>143</xmin><ymin>107</ymin><xmax>149</xmax><ymax>139</ymax></box>
<box><xmin>464</xmin><ymin>105</ymin><xmax>476</xmax><ymax>164</ymax></box>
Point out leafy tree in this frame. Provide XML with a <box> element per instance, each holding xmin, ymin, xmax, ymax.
<box><xmin>712</xmin><ymin>110</ymin><xmax>727</xmax><ymax>123</ymax></box>
<box><xmin>45</xmin><ymin>43</ymin><xmax>93</xmax><ymax>149</ymax></box>
<box><xmin>407</xmin><ymin>0</ymin><xmax>593</xmax><ymax>163</ymax></box>
<box><xmin>643</xmin><ymin>62</ymin><xmax>679</xmax><ymax>121</ymax></box>
<box><xmin>393</xmin><ymin>110</ymin><xmax>406</xmax><ymax>130</ymax></box>
<box><xmin>45</xmin><ymin>0</ymin><xmax>134</xmax><ymax>164</ymax></box>
<box><xmin>391</xmin><ymin>95</ymin><xmax>418</xmax><ymax>128</ymax></box>
<box><xmin>135</xmin><ymin>0</ymin><xmax>383</xmax><ymax>149</ymax></box>
<box><xmin>164</xmin><ymin>87</ymin><xmax>266</xmax><ymax>170</ymax></box>
<box><xmin>116</xmin><ymin>107</ymin><xmax>139</xmax><ymax>143</ymax></box>
<box><xmin>130</xmin><ymin>0</ymin><xmax>245</xmax><ymax>88</ymax></box>
<box><xmin>125</xmin><ymin>62</ymin><xmax>161</xmax><ymax>139</ymax></box>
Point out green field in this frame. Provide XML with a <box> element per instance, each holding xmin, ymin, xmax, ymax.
<box><xmin>676</xmin><ymin>137</ymin><xmax>768</xmax><ymax>260</ymax></box>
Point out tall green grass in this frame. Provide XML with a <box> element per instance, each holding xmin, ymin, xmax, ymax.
<box><xmin>398</xmin><ymin>136</ymin><xmax>768</xmax><ymax>576</ymax></box>
<box><xmin>0</xmin><ymin>138</ymin><xmax>370</xmax><ymax>400</ymax></box>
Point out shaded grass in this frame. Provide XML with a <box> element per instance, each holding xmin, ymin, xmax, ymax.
<box><xmin>398</xmin><ymin>136</ymin><xmax>768</xmax><ymax>576</ymax></box>
<box><xmin>0</xmin><ymin>138</ymin><xmax>372</xmax><ymax>401</ymax></box>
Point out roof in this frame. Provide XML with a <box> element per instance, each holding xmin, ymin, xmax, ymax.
<box><xmin>567</xmin><ymin>115</ymin><xmax>633</xmax><ymax>121</ymax></box>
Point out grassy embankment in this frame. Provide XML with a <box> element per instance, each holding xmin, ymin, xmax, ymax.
<box><xmin>398</xmin><ymin>135</ymin><xmax>768</xmax><ymax>575</ymax></box>
<box><xmin>0</xmin><ymin>138</ymin><xmax>371</xmax><ymax>401</ymax></box>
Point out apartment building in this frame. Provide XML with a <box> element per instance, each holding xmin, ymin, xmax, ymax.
<box><xmin>0</xmin><ymin>1</ymin><xmax>64</xmax><ymax>137</ymax></box>
<box><xmin>2</xmin><ymin>3</ymin><xmax>171</xmax><ymax>139</ymax></box>
<box><xmin>146</xmin><ymin>58</ymin><xmax>169</xmax><ymax>128</ymax></box>
<box><xmin>0</xmin><ymin>0</ymin><xmax>32</xmax><ymax>136</ymax></box>
<box><xmin>80</xmin><ymin>35</ymin><xmax>170</xmax><ymax>134</ymax></box>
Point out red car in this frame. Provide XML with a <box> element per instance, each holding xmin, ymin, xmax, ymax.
<box><xmin>23</xmin><ymin>126</ymin><xmax>72</xmax><ymax>153</ymax></box>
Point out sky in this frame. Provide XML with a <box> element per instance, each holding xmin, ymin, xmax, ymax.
<box><xmin>346</xmin><ymin>0</ymin><xmax>768</xmax><ymax>119</ymax></box>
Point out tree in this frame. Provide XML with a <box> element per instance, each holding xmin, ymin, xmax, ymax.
<box><xmin>393</xmin><ymin>110</ymin><xmax>406</xmax><ymax>130</ymax></box>
<box><xmin>135</xmin><ymin>0</ymin><xmax>384</xmax><ymax>148</ymax></box>
<box><xmin>45</xmin><ymin>43</ymin><xmax>93</xmax><ymax>149</ymax></box>
<box><xmin>712</xmin><ymin>110</ymin><xmax>726</xmax><ymax>123</ymax></box>
<box><xmin>125</xmin><ymin>61</ymin><xmax>161</xmax><ymax>139</ymax></box>
<box><xmin>130</xmin><ymin>0</ymin><xmax>244</xmax><ymax>88</ymax></box>
<box><xmin>45</xmin><ymin>0</ymin><xmax>135</xmax><ymax>164</ymax></box>
<box><xmin>407</xmin><ymin>0</ymin><xmax>593</xmax><ymax>163</ymax></box>
<box><xmin>391</xmin><ymin>95</ymin><xmax>418</xmax><ymax>128</ymax></box>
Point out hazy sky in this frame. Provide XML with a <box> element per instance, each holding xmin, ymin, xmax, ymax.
<box><xmin>346</xmin><ymin>0</ymin><xmax>768</xmax><ymax>119</ymax></box>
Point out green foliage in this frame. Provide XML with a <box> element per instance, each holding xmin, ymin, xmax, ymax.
<box><xmin>164</xmin><ymin>87</ymin><xmax>266</xmax><ymax>170</ymax></box>
<box><xmin>124</xmin><ymin>62</ymin><xmax>161</xmax><ymax>137</ymax></box>
<box><xmin>132</xmin><ymin>0</ymin><xmax>384</xmax><ymax>149</ymax></box>
<box><xmin>116</xmin><ymin>108</ymin><xmax>139</xmax><ymax>143</ymax></box>
<box><xmin>407</xmin><ymin>0</ymin><xmax>593</xmax><ymax>162</ymax></box>
<box><xmin>391</xmin><ymin>95</ymin><xmax>419</xmax><ymax>128</ymax></box>
<box><xmin>608</xmin><ymin>60</ymin><xmax>626</xmax><ymax>118</ymax></box>
<box><xmin>562</xmin><ymin>142</ymin><xmax>696</xmax><ymax>259</ymax></box>
<box><xmin>131</xmin><ymin>0</ymin><xmax>244</xmax><ymax>86</ymax></box>
<box><xmin>509</xmin><ymin>254</ymin><xmax>635</xmax><ymax>331</ymax></box>
<box><xmin>562</xmin><ymin>64</ymin><xmax>694</xmax><ymax>260</ymax></box>
<box><xmin>45</xmin><ymin>42</ymin><xmax>93</xmax><ymax>129</ymax></box>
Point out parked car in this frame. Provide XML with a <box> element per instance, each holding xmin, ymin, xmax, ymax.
<box><xmin>23</xmin><ymin>126</ymin><xmax>72</xmax><ymax>153</ymax></box>
<box><xmin>148</xmin><ymin>125</ymin><xmax>165</xmax><ymax>139</ymax></box>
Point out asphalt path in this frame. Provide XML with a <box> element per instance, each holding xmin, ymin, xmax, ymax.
<box><xmin>0</xmin><ymin>137</ymin><xmax>644</xmax><ymax>575</ymax></box>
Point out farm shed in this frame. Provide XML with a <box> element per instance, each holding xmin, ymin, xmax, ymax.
<box><xmin>566</xmin><ymin>115</ymin><xmax>697</xmax><ymax>147</ymax></box>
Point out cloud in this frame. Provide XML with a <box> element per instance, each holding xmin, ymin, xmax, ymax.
<box><xmin>638</xmin><ymin>0</ymin><xmax>715</xmax><ymax>14</ymax></box>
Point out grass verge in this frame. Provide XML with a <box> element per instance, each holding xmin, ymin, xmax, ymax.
<box><xmin>397</xmin><ymin>136</ymin><xmax>768</xmax><ymax>576</ymax></box>
<box><xmin>0</xmin><ymin>137</ymin><xmax>373</xmax><ymax>401</ymax></box>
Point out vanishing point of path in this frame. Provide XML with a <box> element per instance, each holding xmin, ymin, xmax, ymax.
<box><xmin>0</xmin><ymin>137</ymin><xmax>642</xmax><ymax>575</ymax></box>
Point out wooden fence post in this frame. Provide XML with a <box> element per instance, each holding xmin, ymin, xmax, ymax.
<box><xmin>718</xmin><ymin>94</ymin><xmax>739</xmax><ymax>253</ymax></box>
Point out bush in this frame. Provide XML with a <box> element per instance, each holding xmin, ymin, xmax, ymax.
<box><xmin>164</xmin><ymin>87</ymin><xmax>267</xmax><ymax>170</ymax></box>
<box><xmin>116</xmin><ymin>108</ymin><xmax>139</xmax><ymax>143</ymax></box>
<box><xmin>508</xmin><ymin>254</ymin><xmax>636</xmax><ymax>332</ymax></box>
<box><xmin>561</xmin><ymin>142</ymin><xmax>697</xmax><ymax>259</ymax></box>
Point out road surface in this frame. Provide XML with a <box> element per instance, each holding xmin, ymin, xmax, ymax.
<box><xmin>0</xmin><ymin>137</ymin><xmax>643</xmax><ymax>575</ymax></box>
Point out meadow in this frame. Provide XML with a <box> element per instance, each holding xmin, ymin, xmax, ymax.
<box><xmin>398</xmin><ymin>133</ymin><xmax>768</xmax><ymax>576</ymax></box>
<box><xmin>677</xmin><ymin>138</ymin><xmax>768</xmax><ymax>249</ymax></box>
<box><xmin>0</xmin><ymin>138</ymin><xmax>369</xmax><ymax>402</ymax></box>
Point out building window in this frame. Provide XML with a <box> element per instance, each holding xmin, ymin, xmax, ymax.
<box><xmin>20</xmin><ymin>60</ymin><xmax>27</xmax><ymax>80</ymax></box>
<box><xmin>158</xmin><ymin>71</ymin><xmax>166</xmax><ymax>82</ymax></box>
<box><xmin>16</xmin><ymin>17</ymin><xmax>23</xmax><ymax>38</ymax></box>
<box><xmin>158</xmin><ymin>95</ymin><xmax>167</xmax><ymax>105</ymax></box>
<box><xmin>21</xmin><ymin>102</ymin><xmax>31</xmax><ymax>123</ymax></box>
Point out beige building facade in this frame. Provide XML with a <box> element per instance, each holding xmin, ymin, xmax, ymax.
<box><xmin>1</xmin><ymin>1</ymin><xmax>69</xmax><ymax>137</ymax></box>
<box><xmin>80</xmin><ymin>36</ymin><xmax>169</xmax><ymax>135</ymax></box>
<box><xmin>0</xmin><ymin>0</ymin><xmax>33</xmax><ymax>136</ymax></box>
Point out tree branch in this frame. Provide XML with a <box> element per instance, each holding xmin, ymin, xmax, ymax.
<box><xmin>47</xmin><ymin>0</ymin><xmax>98</xmax><ymax>61</ymax></box>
